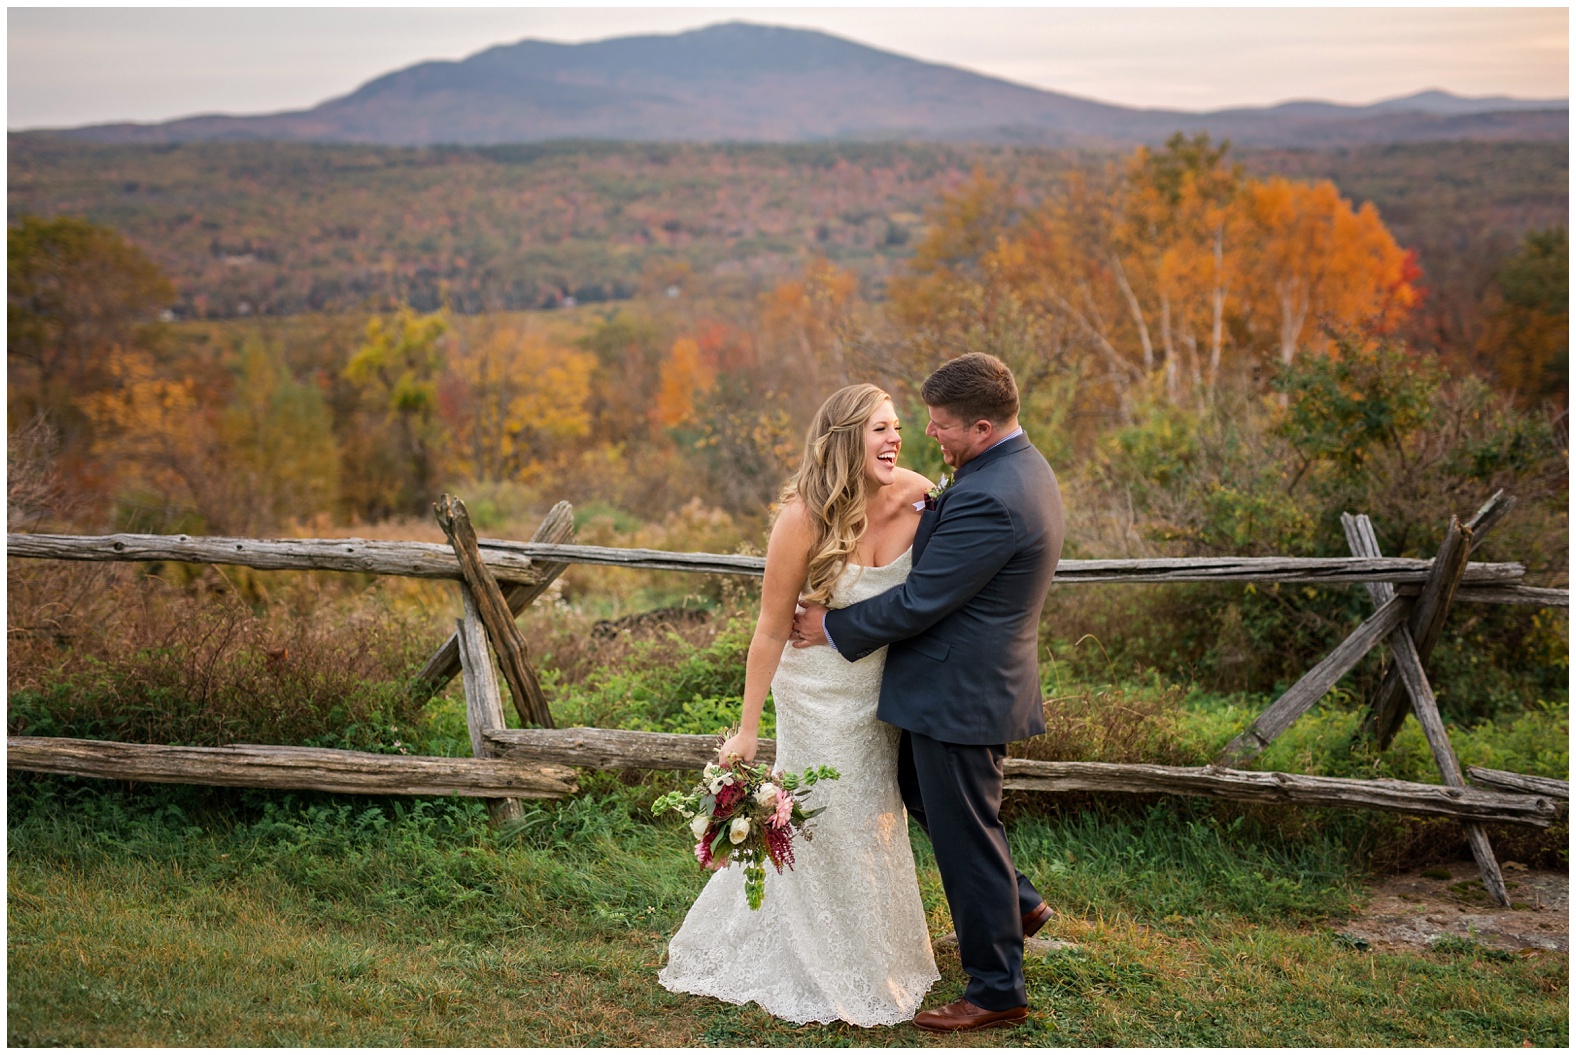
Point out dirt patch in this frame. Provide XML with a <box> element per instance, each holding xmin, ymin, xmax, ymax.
<box><xmin>1340</xmin><ymin>861</ymin><xmax>1567</xmax><ymax>953</ymax></box>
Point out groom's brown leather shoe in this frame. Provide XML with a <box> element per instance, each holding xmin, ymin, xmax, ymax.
<box><xmin>1022</xmin><ymin>900</ymin><xmax>1054</xmax><ymax>938</ymax></box>
<box><xmin>913</xmin><ymin>998</ymin><xmax>1028</xmax><ymax>1033</ymax></box>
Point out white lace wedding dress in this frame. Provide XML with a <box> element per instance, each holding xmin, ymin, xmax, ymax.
<box><xmin>658</xmin><ymin>549</ymin><xmax>939</xmax><ymax>1026</ymax></box>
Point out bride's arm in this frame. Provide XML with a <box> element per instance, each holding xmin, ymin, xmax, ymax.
<box><xmin>718</xmin><ymin>501</ymin><xmax>813</xmax><ymax>764</ymax></box>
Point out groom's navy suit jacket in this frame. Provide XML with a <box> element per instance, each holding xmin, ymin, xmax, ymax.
<box><xmin>824</xmin><ymin>432</ymin><xmax>1064</xmax><ymax>745</ymax></box>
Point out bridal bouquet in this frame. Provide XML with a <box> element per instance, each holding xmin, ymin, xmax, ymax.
<box><xmin>652</xmin><ymin>757</ymin><xmax>839</xmax><ymax>910</ymax></box>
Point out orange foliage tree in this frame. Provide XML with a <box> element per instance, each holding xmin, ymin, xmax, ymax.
<box><xmin>77</xmin><ymin>349</ymin><xmax>229</xmax><ymax>532</ymax></box>
<box><xmin>8</xmin><ymin>215</ymin><xmax>176</xmax><ymax>517</ymax></box>
<box><xmin>1472</xmin><ymin>228</ymin><xmax>1567</xmax><ymax>406</ymax></box>
<box><xmin>1243</xmin><ymin>176</ymin><xmax>1419</xmax><ymax>368</ymax></box>
<box><xmin>894</xmin><ymin>137</ymin><xmax>1419</xmax><ymax>416</ymax></box>
<box><xmin>759</xmin><ymin>257</ymin><xmax>863</xmax><ymax>392</ymax></box>
<box><xmin>653</xmin><ymin>336</ymin><xmax>716</xmax><ymax>429</ymax></box>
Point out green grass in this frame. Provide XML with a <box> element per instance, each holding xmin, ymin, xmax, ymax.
<box><xmin>7</xmin><ymin>775</ymin><xmax>1566</xmax><ymax>1046</ymax></box>
<box><xmin>7</xmin><ymin>600</ymin><xmax>1567</xmax><ymax>1045</ymax></box>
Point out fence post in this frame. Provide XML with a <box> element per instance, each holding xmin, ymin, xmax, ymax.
<box><xmin>1343</xmin><ymin>507</ymin><xmax>1512</xmax><ymax>907</ymax></box>
<box><xmin>457</xmin><ymin>589</ymin><xmax>525</xmax><ymax>827</ymax></box>
<box><xmin>1366</xmin><ymin>518</ymin><xmax>1472</xmax><ymax>746</ymax></box>
<box><xmin>435</xmin><ymin>494</ymin><xmax>555</xmax><ymax>729</ymax></box>
<box><xmin>1363</xmin><ymin>493</ymin><xmax>1513</xmax><ymax>746</ymax></box>
<box><xmin>413</xmin><ymin>501</ymin><xmax>575</xmax><ymax>699</ymax></box>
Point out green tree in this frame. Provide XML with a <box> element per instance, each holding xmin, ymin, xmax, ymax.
<box><xmin>578</xmin><ymin>311</ymin><xmax>669</xmax><ymax>448</ymax></box>
<box><xmin>1273</xmin><ymin>337</ymin><xmax>1441</xmax><ymax>491</ymax></box>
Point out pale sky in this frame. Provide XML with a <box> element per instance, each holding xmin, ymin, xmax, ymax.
<box><xmin>7</xmin><ymin>4</ymin><xmax>1570</xmax><ymax>130</ymax></box>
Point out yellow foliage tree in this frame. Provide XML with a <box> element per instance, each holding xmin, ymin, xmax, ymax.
<box><xmin>342</xmin><ymin>306</ymin><xmax>448</xmax><ymax>517</ymax></box>
<box><xmin>78</xmin><ymin>349</ymin><xmax>228</xmax><ymax>532</ymax></box>
<box><xmin>445</xmin><ymin>323</ymin><xmax>596</xmax><ymax>484</ymax></box>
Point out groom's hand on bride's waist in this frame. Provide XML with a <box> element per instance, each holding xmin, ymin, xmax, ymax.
<box><xmin>791</xmin><ymin>602</ymin><xmax>830</xmax><ymax>649</ymax></box>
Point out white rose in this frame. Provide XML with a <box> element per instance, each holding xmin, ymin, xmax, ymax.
<box><xmin>729</xmin><ymin>816</ymin><xmax>750</xmax><ymax>844</ymax></box>
<box><xmin>690</xmin><ymin>814</ymin><xmax>710</xmax><ymax>839</ymax></box>
<box><xmin>755</xmin><ymin>782</ymin><xmax>779</xmax><ymax>807</ymax></box>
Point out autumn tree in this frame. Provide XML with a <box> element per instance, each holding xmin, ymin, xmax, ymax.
<box><xmin>885</xmin><ymin>171</ymin><xmax>1083</xmax><ymax>437</ymax></box>
<box><xmin>893</xmin><ymin>137</ymin><xmax>1419</xmax><ymax>419</ymax></box>
<box><xmin>442</xmin><ymin>321</ymin><xmax>596</xmax><ymax>484</ymax></box>
<box><xmin>1117</xmin><ymin>134</ymin><xmax>1243</xmax><ymax>400</ymax></box>
<box><xmin>1473</xmin><ymin>227</ymin><xmax>1567</xmax><ymax>406</ymax></box>
<box><xmin>578</xmin><ymin>311</ymin><xmax>670</xmax><ymax>447</ymax></box>
<box><xmin>8</xmin><ymin>216</ymin><xmax>175</xmax><ymax>498</ymax></box>
<box><xmin>77</xmin><ymin>348</ymin><xmax>229</xmax><ymax>533</ymax></box>
<box><xmin>220</xmin><ymin>340</ymin><xmax>340</xmax><ymax>532</ymax></box>
<box><xmin>887</xmin><ymin>172</ymin><xmax>1035</xmax><ymax>373</ymax></box>
<box><xmin>653</xmin><ymin>336</ymin><xmax>716</xmax><ymax>429</ymax></box>
<box><xmin>661</xmin><ymin>319</ymin><xmax>801</xmax><ymax>515</ymax></box>
<box><xmin>1243</xmin><ymin>177</ymin><xmax>1418</xmax><ymax>369</ymax></box>
<box><xmin>341</xmin><ymin>306</ymin><xmax>448</xmax><ymax>518</ymax></box>
<box><xmin>759</xmin><ymin>258</ymin><xmax>863</xmax><ymax>392</ymax></box>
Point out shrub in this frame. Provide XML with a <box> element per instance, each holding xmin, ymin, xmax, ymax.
<box><xmin>1054</xmin><ymin>340</ymin><xmax>1567</xmax><ymax>715</ymax></box>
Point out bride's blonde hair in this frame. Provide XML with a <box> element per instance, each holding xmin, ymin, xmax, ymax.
<box><xmin>780</xmin><ymin>383</ymin><xmax>892</xmax><ymax>605</ymax></box>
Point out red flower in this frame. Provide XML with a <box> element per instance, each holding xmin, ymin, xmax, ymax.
<box><xmin>763</xmin><ymin>824</ymin><xmax>795</xmax><ymax>873</ymax></box>
<box><xmin>714</xmin><ymin>780</ymin><xmax>744</xmax><ymax>813</ymax></box>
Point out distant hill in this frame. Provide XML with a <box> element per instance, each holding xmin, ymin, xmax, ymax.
<box><xmin>23</xmin><ymin>22</ymin><xmax>1567</xmax><ymax>149</ymax></box>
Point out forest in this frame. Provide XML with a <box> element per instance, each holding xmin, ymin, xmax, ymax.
<box><xmin>7</xmin><ymin>131</ymin><xmax>1569</xmax><ymax>1045</ymax></box>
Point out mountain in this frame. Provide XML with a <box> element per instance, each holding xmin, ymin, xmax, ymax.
<box><xmin>25</xmin><ymin>22</ymin><xmax>1568</xmax><ymax>148</ymax></box>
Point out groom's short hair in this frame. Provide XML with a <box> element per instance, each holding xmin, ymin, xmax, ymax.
<box><xmin>921</xmin><ymin>352</ymin><xmax>1019</xmax><ymax>426</ymax></box>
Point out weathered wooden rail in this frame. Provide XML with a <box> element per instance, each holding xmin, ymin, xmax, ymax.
<box><xmin>6</xmin><ymin>736</ymin><xmax>578</xmax><ymax>799</ymax></box>
<box><xmin>7</xmin><ymin>490</ymin><xmax>1566</xmax><ymax>908</ymax></box>
<box><xmin>7</xmin><ymin>531</ymin><xmax>1552</xmax><ymax>599</ymax></box>
<box><xmin>7</xmin><ymin>731</ymin><xmax>1560</xmax><ymax>828</ymax></box>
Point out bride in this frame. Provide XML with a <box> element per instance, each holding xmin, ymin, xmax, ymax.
<box><xmin>658</xmin><ymin>383</ymin><xmax>941</xmax><ymax>1027</ymax></box>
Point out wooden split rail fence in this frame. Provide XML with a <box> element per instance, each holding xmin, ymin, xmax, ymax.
<box><xmin>8</xmin><ymin>491</ymin><xmax>1568</xmax><ymax>905</ymax></box>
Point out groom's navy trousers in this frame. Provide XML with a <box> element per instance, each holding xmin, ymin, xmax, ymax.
<box><xmin>825</xmin><ymin>431</ymin><xmax>1065</xmax><ymax>1012</ymax></box>
<box><xmin>897</xmin><ymin>730</ymin><xmax>1043</xmax><ymax>1009</ymax></box>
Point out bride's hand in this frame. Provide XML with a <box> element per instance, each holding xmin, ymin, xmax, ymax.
<box><xmin>719</xmin><ymin>729</ymin><xmax>757</xmax><ymax>764</ymax></box>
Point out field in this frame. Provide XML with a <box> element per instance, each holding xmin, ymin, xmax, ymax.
<box><xmin>8</xmin><ymin>756</ymin><xmax>1566</xmax><ymax>1046</ymax></box>
<box><xmin>6</xmin><ymin>572</ymin><xmax>1569</xmax><ymax>1046</ymax></box>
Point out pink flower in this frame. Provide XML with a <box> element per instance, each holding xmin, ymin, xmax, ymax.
<box><xmin>771</xmin><ymin>789</ymin><xmax>793</xmax><ymax>828</ymax></box>
<box><xmin>694</xmin><ymin>837</ymin><xmax>713</xmax><ymax>868</ymax></box>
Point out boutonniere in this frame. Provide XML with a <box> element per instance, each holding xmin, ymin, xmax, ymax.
<box><xmin>915</xmin><ymin>474</ymin><xmax>951</xmax><ymax>512</ymax></box>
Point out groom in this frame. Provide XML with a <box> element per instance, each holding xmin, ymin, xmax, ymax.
<box><xmin>792</xmin><ymin>352</ymin><xmax>1064</xmax><ymax>1032</ymax></box>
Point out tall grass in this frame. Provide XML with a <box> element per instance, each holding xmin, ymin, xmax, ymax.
<box><xmin>7</xmin><ymin>563</ymin><xmax>433</xmax><ymax>752</ymax></box>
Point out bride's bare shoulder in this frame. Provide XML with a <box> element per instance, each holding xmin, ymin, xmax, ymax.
<box><xmin>765</xmin><ymin>498</ymin><xmax>816</xmax><ymax>575</ymax></box>
<box><xmin>770</xmin><ymin>497</ymin><xmax>815</xmax><ymax>544</ymax></box>
<box><xmin>894</xmin><ymin>468</ymin><xmax>932</xmax><ymax>504</ymax></box>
